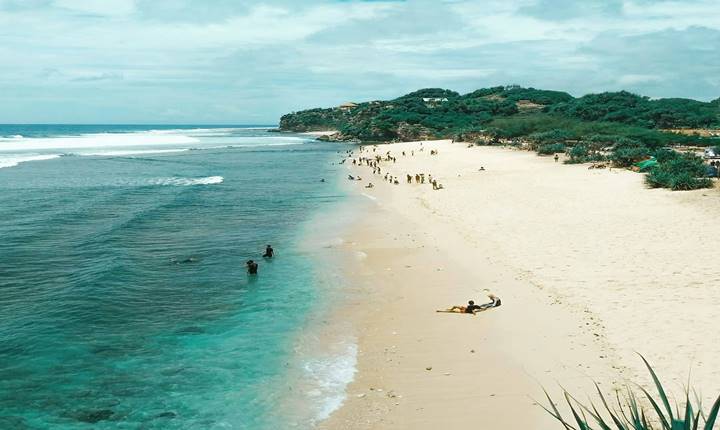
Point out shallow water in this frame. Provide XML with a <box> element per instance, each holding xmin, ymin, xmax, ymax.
<box><xmin>0</xmin><ymin>126</ymin><xmax>352</xmax><ymax>429</ymax></box>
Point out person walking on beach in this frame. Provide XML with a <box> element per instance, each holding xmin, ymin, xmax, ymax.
<box><xmin>246</xmin><ymin>260</ymin><xmax>258</xmax><ymax>275</ymax></box>
<box><xmin>554</xmin><ymin>154</ymin><xmax>559</xmax><ymax>163</ymax></box>
<box><xmin>263</xmin><ymin>245</ymin><xmax>274</xmax><ymax>258</ymax></box>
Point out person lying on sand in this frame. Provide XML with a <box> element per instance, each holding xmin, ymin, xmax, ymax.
<box><xmin>436</xmin><ymin>295</ymin><xmax>501</xmax><ymax>314</ymax></box>
<box><xmin>365</xmin><ymin>183</ymin><xmax>374</xmax><ymax>188</ymax></box>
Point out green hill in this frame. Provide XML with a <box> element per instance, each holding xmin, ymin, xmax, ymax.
<box><xmin>279</xmin><ymin>86</ymin><xmax>719</xmax><ymax>146</ymax></box>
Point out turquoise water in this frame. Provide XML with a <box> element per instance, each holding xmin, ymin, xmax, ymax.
<box><xmin>0</xmin><ymin>126</ymin><xmax>351</xmax><ymax>429</ymax></box>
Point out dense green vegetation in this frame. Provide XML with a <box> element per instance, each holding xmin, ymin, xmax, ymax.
<box><xmin>277</xmin><ymin>107</ymin><xmax>349</xmax><ymax>132</ymax></box>
<box><xmin>544</xmin><ymin>355</ymin><xmax>720</xmax><ymax>430</ymax></box>
<box><xmin>549</xmin><ymin>91</ymin><xmax>719</xmax><ymax>129</ymax></box>
<box><xmin>280</xmin><ymin>85</ymin><xmax>720</xmax><ymax>190</ymax></box>
<box><xmin>280</xmin><ymin>85</ymin><xmax>719</xmax><ymax>142</ymax></box>
<box><xmin>646</xmin><ymin>152</ymin><xmax>713</xmax><ymax>190</ymax></box>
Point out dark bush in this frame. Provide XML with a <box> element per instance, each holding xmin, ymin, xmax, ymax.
<box><xmin>537</xmin><ymin>143</ymin><xmax>566</xmax><ymax>155</ymax></box>
<box><xmin>565</xmin><ymin>144</ymin><xmax>607</xmax><ymax>164</ymax></box>
<box><xmin>646</xmin><ymin>153</ymin><xmax>713</xmax><ymax>190</ymax></box>
<box><xmin>611</xmin><ymin>138</ymin><xmax>649</xmax><ymax>167</ymax></box>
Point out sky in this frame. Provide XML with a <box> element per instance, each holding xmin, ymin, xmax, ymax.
<box><xmin>0</xmin><ymin>0</ymin><xmax>718</xmax><ymax>124</ymax></box>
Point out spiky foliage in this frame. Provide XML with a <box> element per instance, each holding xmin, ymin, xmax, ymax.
<box><xmin>542</xmin><ymin>355</ymin><xmax>720</xmax><ymax>430</ymax></box>
<box><xmin>645</xmin><ymin>153</ymin><xmax>713</xmax><ymax>190</ymax></box>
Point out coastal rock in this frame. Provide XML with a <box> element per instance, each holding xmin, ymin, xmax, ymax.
<box><xmin>76</xmin><ymin>409</ymin><xmax>114</xmax><ymax>424</ymax></box>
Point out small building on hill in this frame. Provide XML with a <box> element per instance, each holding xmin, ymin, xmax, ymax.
<box><xmin>339</xmin><ymin>102</ymin><xmax>358</xmax><ymax>110</ymax></box>
<box><xmin>422</xmin><ymin>97</ymin><xmax>448</xmax><ymax>103</ymax></box>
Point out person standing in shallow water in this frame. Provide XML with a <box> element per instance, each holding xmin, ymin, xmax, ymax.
<box><xmin>263</xmin><ymin>245</ymin><xmax>274</xmax><ymax>258</ymax></box>
<box><xmin>246</xmin><ymin>260</ymin><xmax>258</xmax><ymax>275</ymax></box>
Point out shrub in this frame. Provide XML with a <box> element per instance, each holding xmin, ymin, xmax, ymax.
<box><xmin>537</xmin><ymin>143</ymin><xmax>566</xmax><ymax>155</ymax></box>
<box><xmin>565</xmin><ymin>144</ymin><xmax>608</xmax><ymax>164</ymax></box>
<box><xmin>543</xmin><ymin>355</ymin><xmax>720</xmax><ymax>430</ymax></box>
<box><xmin>646</xmin><ymin>153</ymin><xmax>713</xmax><ymax>190</ymax></box>
<box><xmin>611</xmin><ymin>138</ymin><xmax>649</xmax><ymax>167</ymax></box>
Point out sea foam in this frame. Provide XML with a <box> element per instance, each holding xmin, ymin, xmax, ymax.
<box><xmin>150</xmin><ymin>176</ymin><xmax>224</xmax><ymax>186</ymax></box>
<box><xmin>302</xmin><ymin>341</ymin><xmax>358</xmax><ymax>422</ymax></box>
<box><xmin>0</xmin><ymin>131</ymin><xmax>198</xmax><ymax>151</ymax></box>
<box><xmin>0</xmin><ymin>154</ymin><xmax>62</xmax><ymax>169</ymax></box>
<box><xmin>76</xmin><ymin>148</ymin><xmax>190</xmax><ymax>157</ymax></box>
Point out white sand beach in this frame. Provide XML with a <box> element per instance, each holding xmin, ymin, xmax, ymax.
<box><xmin>320</xmin><ymin>140</ymin><xmax>720</xmax><ymax>429</ymax></box>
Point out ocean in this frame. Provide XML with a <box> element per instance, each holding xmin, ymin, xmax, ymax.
<box><xmin>0</xmin><ymin>125</ymin><xmax>357</xmax><ymax>429</ymax></box>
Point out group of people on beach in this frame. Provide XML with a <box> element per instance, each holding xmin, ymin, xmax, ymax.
<box><xmin>246</xmin><ymin>245</ymin><xmax>274</xmax><ymax>275</ymax></box>
<box><xmin>345</xmin><ymin>143</ymin><xmax>445</xmax><ymax>191</ymax></box>
<box><xmin>343</xmin><ymin>141</ymin><xmax>501</xmax><ymax>316</ymax></box>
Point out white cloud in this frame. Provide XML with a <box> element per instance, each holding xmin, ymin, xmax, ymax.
<box><xmin>54</xmin><ymin>0</ymin><xmax>136</xmax><ymax>16</ymax></box>
<box><xmin>0</xmin><ymin>0</ymin><xmax>716</xmax><ymax>123</ymax></box>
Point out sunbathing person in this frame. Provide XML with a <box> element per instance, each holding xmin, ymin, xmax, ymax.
<box><xmin>437</xmin><ymin>295</ymin><xmax>501</xmax><ymax>314</ymax></box>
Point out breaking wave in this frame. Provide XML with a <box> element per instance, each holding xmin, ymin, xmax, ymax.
<box><xmin>75</xmin><ymin>149</ymin><xmax>190</xmax><ymax>157</ymax></box>
<box><xmin>0</xmin><ymin>154</ymin><xmax>62</xmax><ymax>169</ymax></box>
<box><xmin>149</xmin><ymin>176</ymin><xmax>224</xmax><ymax>186</ymax></box>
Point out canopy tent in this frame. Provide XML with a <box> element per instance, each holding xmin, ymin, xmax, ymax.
<box><xmin>635</xmin><ymin>158</ymin><xmax>658</xmax><ymax>172</ymax></box>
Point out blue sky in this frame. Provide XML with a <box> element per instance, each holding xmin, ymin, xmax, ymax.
<box><xmin>1</xmin><ymin>0</ymin><xmax>718</xmax><ymax>124</ymax></box>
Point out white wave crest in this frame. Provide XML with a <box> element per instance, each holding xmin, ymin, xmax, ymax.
<box><xmin>77</xmin><ymin>148</ymin><xmax>190</xmax><ymax>157</ymax></box>
<box><xmin>150</xmin><ymin>176</ymin><xmax>224</xmax><ymax>186</ymax></box>
<box><xmin>0</xmin><ymin>132</ymin><xmax>198</xmax><ymax>152</ymax></box>
<box><xmin>0</xmin><ymin>154</ymin><xmax>62</xmax><ymax>169</ymax></box>
<box><xmin>144</xmin><ymin>127</ymin><xmax>243</xmax><ymax>137</ymax></box>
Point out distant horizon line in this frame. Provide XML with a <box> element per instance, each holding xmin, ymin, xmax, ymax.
<box><xmin>0</xmin><ymin>123</ymin><xmax>279</xmax><ymax>126</ymax></box>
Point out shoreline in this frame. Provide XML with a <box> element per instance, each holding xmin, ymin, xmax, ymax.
<box><xmin>318</xmin><ymin>140</ymin><xmax>720</xmax><ymax>428</ymax></box>
<box><xmin>266</xmin><ymin>159</ymin><xmax>375</xmax><ymax>428</ymax></box>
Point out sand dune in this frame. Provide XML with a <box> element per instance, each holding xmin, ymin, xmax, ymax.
<box><xmin>320</xmin><ymin>140</ymin><xmax>720</xmax><ymax>429</ymax></box>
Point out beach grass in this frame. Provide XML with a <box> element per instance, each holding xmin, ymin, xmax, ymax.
<box><xmin>543</xmin><ymin>355</ymin><xmax>720</xmax><ymax>430</ymax></box>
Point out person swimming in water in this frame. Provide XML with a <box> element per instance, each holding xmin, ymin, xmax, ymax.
<box><xmin>246</xmin><ymin>260</ymin><xmax>258</xmax><ymax>275</ymax></box>
<box><xmin>263</xmin><ymin>245</ymin><xmax>274</xmax><ymax>258</ymax></box>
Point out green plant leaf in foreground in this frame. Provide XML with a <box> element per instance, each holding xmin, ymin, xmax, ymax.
<box><xmin>543</xmin><ymin>355</ymin><xmax>719</xmax><ymax>430</ymax></box>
